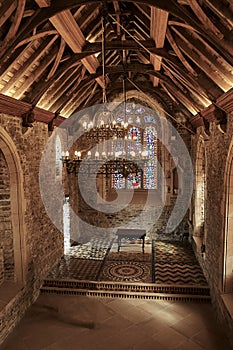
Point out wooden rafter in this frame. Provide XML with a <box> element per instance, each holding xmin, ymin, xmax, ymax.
<box><xmin>203</xmin><ymin>0</ymin><xmax>233</xmax><ymax>28</ymax></box>
<box><xmin>15</xmin><ymin>30</ymin><xmax>58</xmax><ymax>48</ymax></box>
<box><xmin>0</xmin><ymin>0</ymin><xmax>17</xmax><ymax>27</ymax></box>
<box><xmin>171</xmin><ymin>26</ymin><xmax>232</xmax><ymax>91</ymax></box>
<box><xmin>40</xmin><ymin>65</ymin><xmax>82</xmax><ymax>110</ymax></box>
<box><xmin>186</xmin><ymin>0</ymin><xmax>223</xmax><ymax>39</ymax></box>
<box><xmin>35</xmin><ymin>0</ymin><xmax>103</xmax><ymax>88</ymax></box>
<box><xmin>150</xmin><ymin>7</ymin><xmax>168</xmax><ymax>87</ymax></box>
<box><xmin>25</xmin><ymin>51</ymin><xmax>97</xmax><ymax>105</ymax></box>
<box><xmin>174</xmin><ymin>27</ymin><xmax>233</xmax><ymax>84</ymax></box>
<box><xmin>166</xmin><ymin>27</ymin><xmax>197</xmax><ymax>76</ymax></box>
<box><xmin>12</xmin><ymin>50</ymin><xmax>57</xmax><ymax>99</ymax></box>
<box><xmin>1</xmin><ymin>35</ymin><xmax>58</xmax><ymax>95</ymax></box>
<box><xmin>58</xmin><ymin>79</ymin><xmax>95</xmax><ymax>116</ymax></box>
<box><xmin>1</xmin><ymin>0</ymin><xmax>26</xmax><ymax>48</ymax></box>
<box><xmin>164</xmin><ymin>60</ymin><xmax>222</xmax><ymax>101</ymax></box>
<box><xmin>46</xmin><ymin>38</ymin><xmax>66</xmax><ymax>80</ymax></box>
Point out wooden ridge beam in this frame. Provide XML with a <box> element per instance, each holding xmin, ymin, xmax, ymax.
<box><xmin>83</xmin><ymin>39</ymin><xmax>175</xmax><ymax>62</ymax></box>
<box><xmin>5</xmin><ymin>0</ymin><xmax>232</xmax><ymax>73</ymax></box>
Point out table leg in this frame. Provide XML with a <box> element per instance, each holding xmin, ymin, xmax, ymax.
<box><xmin>142</xmin><ymin>236</ymin><xmax>145</xmax><ymax>253</ymax></box>
<box><xmin>118</xmin><ymin>236</ymin><xmax>121</xmax><ymax>252</ymax></box>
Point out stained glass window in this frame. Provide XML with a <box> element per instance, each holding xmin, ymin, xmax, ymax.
<box><xmin>111</xmin><ymin>102</ymin><xmax>157</xmax><ymax>189</ymax></box>
<box><xmin>143</xmin><ymin>126</ymin><xmax>157</xmax><ymax>189</ymax></box>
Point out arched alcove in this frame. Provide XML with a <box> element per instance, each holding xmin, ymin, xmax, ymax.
<box><xmin>0</xmin><ymin>127</ymin><xmax>27</xmax><ymax>284</ymax></box>
<box><xmin>222</xmin><ymin>142</ymin><xmax>233</xmax><ymax>293</ymax></box>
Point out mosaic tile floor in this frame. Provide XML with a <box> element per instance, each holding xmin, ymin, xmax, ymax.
<box><xmin>153</xmin><ymin>240</ymin><xmax>207</xmax><ymax>285</ymax></box>
<box><xmin>99</xmin><ymin>252</ymin><xmax>152</xmax><ymax>283</ymax></box>
<box><xmin>48</xmin><ymin>237</ymin><xmax>208</xmax><ymax>286</ymax></box>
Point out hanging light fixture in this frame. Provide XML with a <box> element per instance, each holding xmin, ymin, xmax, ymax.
<box><xmin>81</xmin><ymin>15</ymin><xmax>128</xmax><ymax>139</ymax></box>
<box><xmin>62</xmin><ymin>14</ymin><xmax>149</xmax><ymax>176</ymax></box>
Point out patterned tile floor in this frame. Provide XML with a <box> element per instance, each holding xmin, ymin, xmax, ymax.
<box><xmin>48</xmin><ymin>237</ymin><xmax>208</xmax><ymax>286</ymax></box>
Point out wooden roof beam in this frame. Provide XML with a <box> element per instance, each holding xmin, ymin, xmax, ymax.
<box><xmin>15</xmin><ymin>29</ymin><xmax>58</xmax><ymax>48</ymax></box>
<box><xmin>12</xmin><ymin>50</ymin><xmax>57</xmax><ymax>100</ymax></box>
<box><xmin>35</xmin><ymin>0</ymin><xmax>103</xmax><ymax>88</ymax></box>
<box><xmin>25</xmin><ymin>50</ymin><xmax>97</xmax><ymax>105</ymax></box>
<box><xmin>0</xmin><ymin>0</ymin><xmax>17</xmax><ymax>27</ymax></box>
<box><xmin>46</xmin><ymin>38</ymin><xmax>66</xmax><ymax>80</ymax></box>
<box><xmin>1</xmin><ymin>35</ymin><xmax>58</xmax><ymax>95</ymax></box>
<box><xmin>82</xmin><ymin>82</ymin><xmax>98</xmax><ymax>108</ymax></box>
<box><xmin>62</xmin><ymin>82</ymin><xmax>97</xmax><ymax>117</ymax></box>
<box><xmin>164</xmin><ymin>60</ymin><xmax>222</xmax><ymax>101</ymax></box>
<box><xmin>160</xmin><ymin>82</ymin><xmax>200</xmax><ymax>114</ymax></box>
<box><xmin>178</xmin><ymin>27</ymin><xmax>233</xmax><ymax>84</ymax></box>
<box><xmin>171</xmin><ymin>27</ymin><xmax>232</xmax><ymax>92</ymax></box>
<box><xmin>150</xmin><ymin>7</ymin><xmax>168</xmax><ymax>87</ymax></box>
<box><xmin>166</xmin><ymin>27</ymin><xmax>197</xmax><ymax>76</ymax></box>
<box><xmin>186</xmin><ymin>0</ymin><xmax>223</xmax><ymax>39</ymax></box>
<box><xmin>202</xmin><ymin>0</ymin><xmax>233</xmax><ymax>29</ymax></box>
<box><xmin>58</xmin><ymin>80</ymin><xmax>95</xmax><ymax>116</ymax></box>
<box><xmin>163</xmin><ymin>66</ymin><xmax>212</xmax><ymax>107</ymax></box>
<box><xmin>40</xmin><ymin>66</ymin><xmax>81</xmax><ymax>109</ymax></box>
<box><xmin>1</xmin><ymin>0</ymin><xmax>26</xmax><ymax>49</ymax></box>
<box><xmin>148</xmin><ymin>70</ymin><xmax>205</xmax><ymax>111</ymax></box>
<box><xmin>113</xmin><ymin>2</ymin><xmax>121</xmax><ymax>38</ymax></box>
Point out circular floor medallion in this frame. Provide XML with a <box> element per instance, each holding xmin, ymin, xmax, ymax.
<box><xmin>102</xmin><ymin>261</ymin><xmax>150</xmax><ymax>282</ymax></box>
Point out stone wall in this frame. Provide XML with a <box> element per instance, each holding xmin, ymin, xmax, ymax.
<box><xmin>0</xmin><ymin>249</ymin><xmax>3</xmax><ymax>286</ymax></box>
<box><xmin>191</xmin><ymin>118</ymin><xmax>233</xmax><ymax>346</ymax></box>
<box><xmin>0</xmin><ymin>150</ymin><xmax>14</xmax><ymax>281</ymax></box>
<box><xmin>0</xmin><ymin>113</ymin><xmax>63</xmax><ymax>344</ymax></box>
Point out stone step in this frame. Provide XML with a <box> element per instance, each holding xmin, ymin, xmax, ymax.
<box><xmin>41</xmin><ymin>279</ymin><xmax>210</xmax><ymax>302</ymax></box>
<box><xmin>41</xmin><ymin>287</ymin><xmax>210</xmax><ymax>303</ymax></box>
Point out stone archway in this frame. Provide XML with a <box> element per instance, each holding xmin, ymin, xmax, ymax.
<box><xmin>222</xmin><ymin>142</ymin><xmax>233</xmax><ymax>293</ymax></box>
<box><xmin>0</xmin><ymin>127</ymin><xmax>27</xmax><ymax>284</ymax></box>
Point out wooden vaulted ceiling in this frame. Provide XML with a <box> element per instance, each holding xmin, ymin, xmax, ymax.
<box><xmin>0</xmin><ymin>0</ymin><xmax>232</xmax><ymax>126</ymax></box>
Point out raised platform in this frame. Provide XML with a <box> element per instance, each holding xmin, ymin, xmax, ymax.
<box><xmin>41</xmin><ymin>238</ymin><xmax>210</xmax><ymax>302</ymax></box>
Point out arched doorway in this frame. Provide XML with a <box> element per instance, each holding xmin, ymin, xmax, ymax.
<box><xmin>222</xmin><ymin>143</ymin><xmax>233</xmax><ymax>293</ymax></box>
<box><xmin>0</xmin><ymin>127</ymin><xmax>27</xmax><ymax>284</ymax></box>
